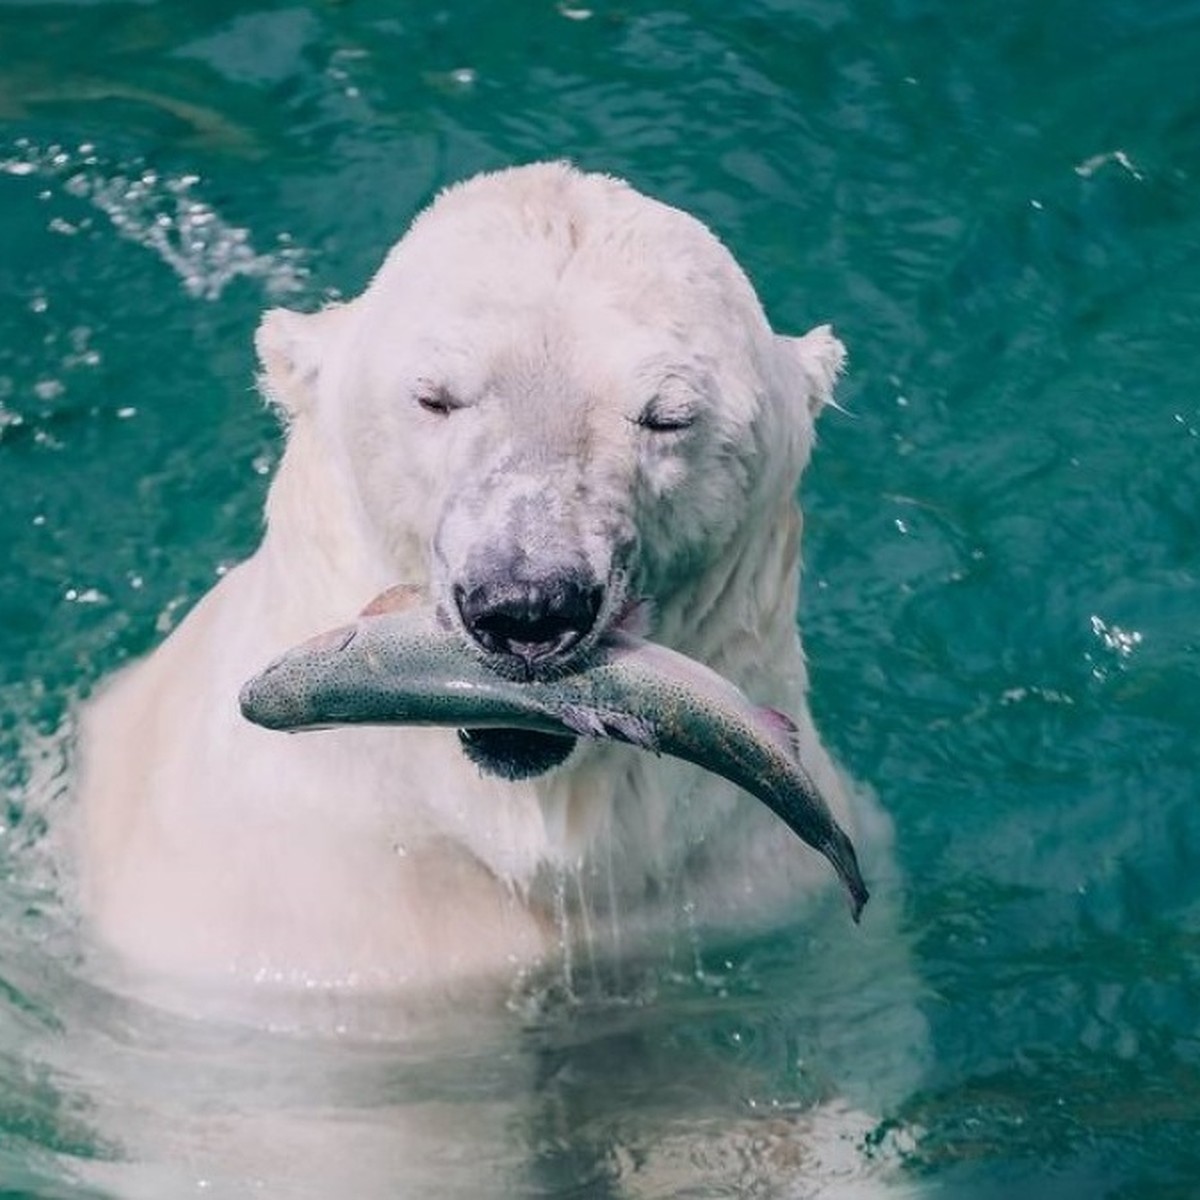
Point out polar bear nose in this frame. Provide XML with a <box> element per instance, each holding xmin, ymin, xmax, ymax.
<box><xmin>455</xmin><ymin>578</ymin><xmax>603</xmax><ymax>668</ymax></box>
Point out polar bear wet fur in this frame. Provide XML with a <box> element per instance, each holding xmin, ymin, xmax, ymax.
<box><xmin>78</xmin><ymin>162</ymin><xmax>859</xmax><ymax>993</ymax></box>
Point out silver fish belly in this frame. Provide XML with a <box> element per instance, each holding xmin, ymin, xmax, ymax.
<box><xmin>239</xmin><ymin>608</ymin><xmax>869</xmax><ymax>921</ymax></box>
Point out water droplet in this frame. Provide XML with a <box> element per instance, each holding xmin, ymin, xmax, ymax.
<box><xmin>34</xmin><ymin>379</ymin><xmax>65</xmax><ymax>402</ymax></box>
<box><xmin>64</xmin><ymin>587</ymin><xmax>106</xmax><ymax>605</ymax></box>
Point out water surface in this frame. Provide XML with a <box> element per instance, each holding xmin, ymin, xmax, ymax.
<box><xmin>2</xmin><ymin>1</ymin><xmax>1199</xmax><ymax>1196</ymax></box>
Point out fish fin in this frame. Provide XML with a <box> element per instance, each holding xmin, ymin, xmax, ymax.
<box><xmin>758</xmin><ymin>704</ymin><xmax>832</xmax><ymax>812</ymax></box>
<box><xmin>600</xmin><ymin>711</ymin><xmax>659</xmax><ymax>752</ymax></box>
<box><xmin>557</xmin><ymin>705</ymin><xmax>659</xmax><ymax>752</ymax></box>
<box><xmin>558</xmin><ymin>704</ymin><xmax>610</xmax><ymax>739</ymax></box>
<box><xmin>325</xmin><ymin>625</ymin><xmax>358</xmax><ymax>653</ymax></box>
<box><xmin>612</xmin><ymin>596</ymin><xmax>655</xmax><ymax>637</ymax></box>
<box><xmin>756</xmin><ymin>705</ymin><xmax>802</xmax><ymax>756</ymax></box>
<box><xmin>757</xmin><ymin>704</ymin><xmax>798</xmax><ymax>734</ymax></box>
<box><xmin>360</xmin><ymin>584</ymin><xmax>424</xmax><ymax>617</ymax></box>
<box><xmin>289</xmin><ymin>623</ymin><xmax>357</xmax><ymax>658</ymax></box>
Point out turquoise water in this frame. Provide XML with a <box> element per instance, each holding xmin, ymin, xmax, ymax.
<box><xmin>2</xmin><ymin>1</ymin><xmax>1199</xmax><ymax>1196</ymax></box>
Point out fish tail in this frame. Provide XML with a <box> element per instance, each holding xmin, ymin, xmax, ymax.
<box><xmin>822</xmin><ymin>828</ymin><xmax>870</xmax><ymax>923</ymax></box>
<box><xmin>757</xmin><ymin>704</ymin><xmax>870</xmax><ymax>921</ymax></box>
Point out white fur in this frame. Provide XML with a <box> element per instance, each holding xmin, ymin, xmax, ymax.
<box><xmin>77</xmin><ymin>163</ymin><xmax>857</xmax><ymax>999</ymax></box>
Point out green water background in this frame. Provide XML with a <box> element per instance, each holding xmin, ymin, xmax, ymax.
<box><xmin>1</xmin><ymin>0</ymin><xmax>1199</xmax><ymax>1195</ymax></box>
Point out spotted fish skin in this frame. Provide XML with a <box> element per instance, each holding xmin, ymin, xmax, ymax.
<box><xmin>239</xmin><ymin>605</ymin><xmax>869</xmax><ymax>921</ymax></box>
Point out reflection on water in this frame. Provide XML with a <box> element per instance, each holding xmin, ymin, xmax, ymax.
<box><xmin>2</xmin><ymin>716</ymin><xmax>923</xmax><ymax>1198</ymax></box>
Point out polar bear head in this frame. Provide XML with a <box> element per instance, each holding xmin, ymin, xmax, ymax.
<box><xmin>254</xmin><ymin>163</ymin><xmax>843</xmax><ymax>773</ymax></box>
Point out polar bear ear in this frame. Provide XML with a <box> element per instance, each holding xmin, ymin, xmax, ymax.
<box><xmin>776</xmin><ymin>324</ymin><xmax>847</xmax><ymax>417</ymax></box>
<box><xmin>255</xmin><ymin>305</ymin><xmax>347</xmax><ymax>418</ymax></box>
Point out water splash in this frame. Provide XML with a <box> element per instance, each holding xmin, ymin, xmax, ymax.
<box><xmin>1087</xmin><ymin>614</ymin><xmax>1144</xmax><ymax>680</ymax></box>
<box><xmin>0</xmin><ymin>139</ymin><xmax>308</xmax><ymax>302</ymax></box>
<box><xmin>1089</xmin><ymin>614</ymin><xmax>1143</xmax><ymax>657</ymax></box>
<box><xmin>1074</xmin><ymin>149</ymin><xmax>1145</xmax><ymax>182</ymax></box>
<box><xmin>0</xmin><ymin>701</ymin><xmax>80</xmax><ymax>965</ymax></box>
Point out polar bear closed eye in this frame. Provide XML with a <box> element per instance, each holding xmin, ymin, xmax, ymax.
<box><xmin>76</xmin><ymin>162</ymin><xmax>859</xmax><ymax>998</ymax></box>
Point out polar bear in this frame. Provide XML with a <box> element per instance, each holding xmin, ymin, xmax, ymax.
<box><xmin>77</xmin><ymin>162</ymin><xmax>859</xmax><ymax>999</ymax></box>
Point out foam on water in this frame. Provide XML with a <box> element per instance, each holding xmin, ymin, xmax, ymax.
<box><xmin>1</xmin><ymin>138</ymin><xmax>308</xmax><ymax>302</ymax></box>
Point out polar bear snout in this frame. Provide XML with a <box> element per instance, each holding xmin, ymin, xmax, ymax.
<box><xmin>454</xmin><ymin>575</ymin><xmax>604</xmax><ymax>671</ymax></box>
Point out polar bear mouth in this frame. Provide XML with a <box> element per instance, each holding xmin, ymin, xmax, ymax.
<box><xmin>442</xmin><ymin>572</ymin><xmax>639</xmax><ymax>779</ymax></box>
<box><xmin>457</xmin><ymin>727</ymin><xmax>577</xmax><ymax>781</ymax></box>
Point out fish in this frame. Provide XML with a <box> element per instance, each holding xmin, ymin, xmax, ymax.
<box><xmin>239</xmin><ymin>588</ymin><xmax>869</xmax><ymax>921</ymax></box>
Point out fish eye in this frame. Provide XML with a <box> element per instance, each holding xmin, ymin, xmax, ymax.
<box><xmin>415</xmin><ymin>383</ymin><xmax>461</xmax><ymax>417</ymax></box>
<box><xmin>633</xmin><ymin>396</ymin><xmax>697</xmax><ymax>433</ymax></box>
